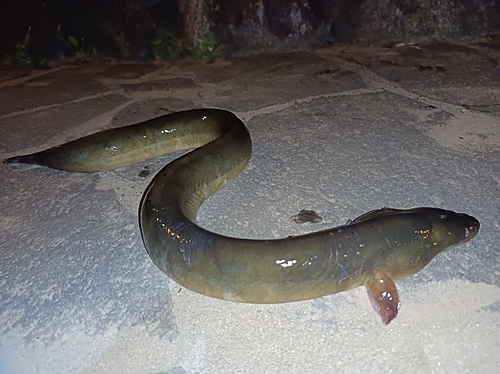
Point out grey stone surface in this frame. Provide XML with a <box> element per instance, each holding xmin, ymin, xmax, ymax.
<box><xmin>1</xmin><ymin>39</ymin><xmax>499</xmax><ymax>373</ymax></box>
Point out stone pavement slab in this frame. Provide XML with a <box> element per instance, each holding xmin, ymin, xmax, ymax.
<box><xmin>0</xmin><ymin>40</ymin><xmax>499</xmax><ymax>373</ymax></box>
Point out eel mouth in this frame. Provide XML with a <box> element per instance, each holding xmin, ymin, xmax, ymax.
<box><xmin>456</xmin><ymin>212</ymin><xmax>480</xmax><ymax>242</ymax></box>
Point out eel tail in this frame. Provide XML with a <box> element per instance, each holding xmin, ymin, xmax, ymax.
<box><xmin>4</xmin><ymin>154</ymin><xmax>41</xmax><ymax>166</ymax></box>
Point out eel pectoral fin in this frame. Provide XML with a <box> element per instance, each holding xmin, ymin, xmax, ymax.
<box><xmin>365</xmin><ymin>273</ymin><xmax>400</xmax><ymax>325</ymax></box>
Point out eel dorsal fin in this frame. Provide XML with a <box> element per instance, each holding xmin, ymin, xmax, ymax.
<box><xmin>347</xmin><ymin>207</ymin><xmax>401</xmax><ymax>225</ymax></box>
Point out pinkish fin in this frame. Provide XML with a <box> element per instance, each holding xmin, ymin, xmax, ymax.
<box><xmin>366</xmin><ymin>273</ymin><xmax>400</xmax><ymax>325</ymax></box>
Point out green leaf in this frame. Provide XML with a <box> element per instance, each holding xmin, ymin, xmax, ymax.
<box><xmin>68</xmin><ymin>35</ymin><xmax>78</xmax><ymax>46</ymax></box>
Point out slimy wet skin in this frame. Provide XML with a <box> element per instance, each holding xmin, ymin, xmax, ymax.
<box><xmin>5</xmin><ymin>109</ymin><xmax>480</xmax><ymax>324</ymax></box>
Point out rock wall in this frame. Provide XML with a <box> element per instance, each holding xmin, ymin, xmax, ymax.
<box><xmin>1</xmin><ymin>0</ymin><xmax>499</xmax><ymax>62</ymax></box>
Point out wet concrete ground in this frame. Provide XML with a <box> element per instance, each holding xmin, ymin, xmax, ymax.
<box><xmin>1</xmin><ymin>37</ymin><xmax>499</xmax><ymax>373</ymax></box>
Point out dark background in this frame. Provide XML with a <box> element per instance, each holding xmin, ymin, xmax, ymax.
<box><xmin>0</xmin><ymin>0</ymin><xmax>499</xmax><ymax>63</ymax></box>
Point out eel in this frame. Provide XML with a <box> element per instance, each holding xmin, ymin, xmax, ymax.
<box><xmin>4</xmin><ymin>108</ymin><xmax>480</xmax><ymax>324</ymax></box>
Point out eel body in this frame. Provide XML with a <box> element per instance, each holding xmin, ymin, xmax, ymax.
<box><xmin>4</xmin><ymin>108</ymin><xmax>480</xmax><ymax>324</ymax></box>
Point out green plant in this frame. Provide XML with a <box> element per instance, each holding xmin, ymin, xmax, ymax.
<box><xmin>68</xmin><ymin>35</ymin><xmax>89</xmax><ymax>61</ymax></box>
<box><xmin>2</xmin><ymin>42</ymin><xmax>33</xmax><ymax>68</ymax></box>
<box><xmin>186</xmin><ymin>31</ymin><xmax>224</xmax><ymax>62</ymax></box>
<box><xmin>402</xmin><ymin>9</ymin><xmax>425</xmax><ymax>43</ymax></box>
<box><xmin>152</xmin><ymin>28</ymin><xmax>178</xmax><ymax>60</ymax></box>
